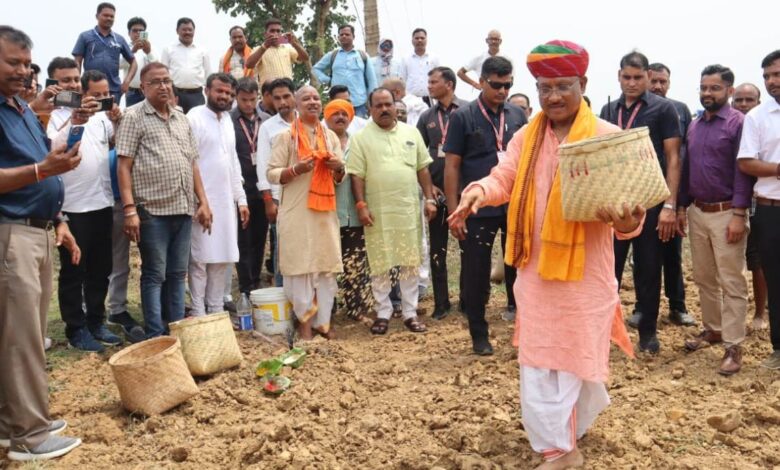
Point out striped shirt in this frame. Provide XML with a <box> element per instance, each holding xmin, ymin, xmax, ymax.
<box><xmin>253</xmin><ymin>44</ymin><xmax>299</xmax><ymax>86</ymax></box>
<box><xmin>115</xmin><ymin>100</ymin><xmax>199</xmax><ymax>216</ymax></box>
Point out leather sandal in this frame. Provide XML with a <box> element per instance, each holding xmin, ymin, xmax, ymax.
<box><xmin>370</xmin><ymin>318</ymin><xmax>389</xmax><ymax>335</ymax></box>
<box><xmin>403</xmin><ymin>316</ymin><xmax>427</xmax><ymax>333</ymax></box>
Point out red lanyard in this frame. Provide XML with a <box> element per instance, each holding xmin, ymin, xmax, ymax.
<box><xmin>437</xmin><ymin>108</ymin><xmax>450</xmax><ymax>146</ymax></box>
<box><xmin>238</xmin><ymin>116</ymin><xmax>259</xmax><ymax>154</ymax></box>
<box><xmin>618</xmin><ymin>102</ymin><xmax>642</xmax><ymax>130</ymax></box>
<box><xmin>477</xmin><ymin>99</ymin><xmax>505</xmax><ymax>152</ymax></box>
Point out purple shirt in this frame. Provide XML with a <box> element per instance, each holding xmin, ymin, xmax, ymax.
<box><xmin>679</xmin><ymin>105</ymin><xmax>752</xmax><ymax>208</ymax></box>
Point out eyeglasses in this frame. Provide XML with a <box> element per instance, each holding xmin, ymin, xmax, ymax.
<box><xmin>146</xmin><ymin>79</ymin><xmax>173</xmax><ymax>88</ymax></box>
<box><xmin>537</xmin><ymin>82</ymin><xmax>579</xmax><ymax>98</ymax></box>
<box><xmin>130</xmin><ymin>28</ymin><xmax>145</xmax><ymax>33</ymax></box>
<box><xmin>698</xmin><ymin>85</ymin><xmax>726</xmax><ymax>93</ymax></box>
<box><xmin>486</xmin><ymin>79</ymin><xmax>513</xmax><ymax>90</ymax></box>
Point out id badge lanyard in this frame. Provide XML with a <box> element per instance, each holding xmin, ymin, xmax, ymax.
<box><xmin>477</xmin><ymin>99</ymin><xmax>506</xmax><ymax>161</ymax></box>
<box><xmin>617</xmin><ymin>102</ymin><xmax>642</xmax><ymax>130</ymax></box>
<box><xmin>436</xmin><ymin>108</ymin><xmax>450</xmax><ymax>158</ymax></box>
<box><xmin>239</xmin><ymin>116</ymin><xmax>260</xmax><ymax>164</ymax></box>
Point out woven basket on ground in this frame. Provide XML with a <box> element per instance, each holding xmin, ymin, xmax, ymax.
<box><xmin>108</xmin><ymin>337</ymin><xmax>199</xmax><ymax>415</ymax></box>
<box><xmin>558</xmin><ymin>126</ymin><xmax>670</xmax><ymax>222</ymax></box>
<box><xmin>169</xmin><ymin>312</ymin><xmax>243</xmax><ymax>376</ymax></box>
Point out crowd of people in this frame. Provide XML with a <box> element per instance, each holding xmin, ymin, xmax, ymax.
<box><xmin>1</xmin><ymin>2</ymin><xmax>779</xmax><ymax>467</ymax></box>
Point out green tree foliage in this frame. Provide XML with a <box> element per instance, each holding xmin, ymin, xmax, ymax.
<box><xmin>212</xmin><ymin>0</ymin><xmax>355</xmax><ymax>86</ymax></box>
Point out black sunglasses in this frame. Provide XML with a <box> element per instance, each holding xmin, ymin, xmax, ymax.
<box><xmin>486</xmin><ymin>79</ymin><xmax>513</xmax><ymax>90</ymax></box>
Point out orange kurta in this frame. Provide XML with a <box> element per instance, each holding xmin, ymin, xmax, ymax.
<box><xmin>471</xmin><ymin>118</ymin><xmax>639</xmax><ymax>383</ymax></box>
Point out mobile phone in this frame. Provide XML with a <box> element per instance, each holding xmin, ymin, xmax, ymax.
<box><xmin>139</xmin><ymin>31</ymin><xmax>149</xmax><ymax>41</ymax></box>
<box><xmin>66</xmin><ymin>126</ymin><xmax>85</xmax><ymax>151</ymax></box>
<box><xmin>98</xmin><ymin>97</ymin><xmax>114</xmax><ymax>111</ymax></box>
<box><xmin>53</xmin><ymin>91</ymin><xmax>82</xmax><ymax>108</ymax></box>
<box><xmin>278</xmin><ymin>34</ymin><xmax>289</xmax><ymax>44</ymax></box>
<box><xmin>24</xmin><ymin>75</ymin><xmax>33</xmax><ymax>88</ymax></box>
<box><xmin>45</xmin><ymin>78</ymin><xmax>58</xmax><ymax>88</ymax></box>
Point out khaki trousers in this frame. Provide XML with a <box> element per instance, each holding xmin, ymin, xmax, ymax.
<box><xmin>688</xmin><ymin>206</ymin><xmax>748</xmax><ymax>346</ymax></box>
<box><xmin>0</xmin><ymin>224</ymin><xmax>53</xmax><ymax>448</ymax></box>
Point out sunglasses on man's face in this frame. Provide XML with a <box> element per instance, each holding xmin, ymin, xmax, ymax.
<box><xmin>486</xmin><ymin>79</ymin><xmax>513</xmax><ymax>90</ymax></box>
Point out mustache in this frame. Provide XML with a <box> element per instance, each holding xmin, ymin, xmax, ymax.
<box><xmin>380</xmin><ymin>111</ymin><xmax>392</xmax><ymax>117</ymax></box>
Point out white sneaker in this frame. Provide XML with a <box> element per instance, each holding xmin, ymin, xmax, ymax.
<box><xmin>7</xmin><ymin>434</ymin><xmax>81</xmax><ymax>461</ymax></box>
<box><xmin>44</xmin><ymin>337</ymin><xmax>53</xmax><ymax>351</ymax></box>
<box><xmin>0</xmin><ymin>419</ymin><xmax>67</xmax><ymax>447</ymax></box>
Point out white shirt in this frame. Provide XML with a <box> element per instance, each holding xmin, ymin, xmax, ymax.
<box><xmin>160</xmin><ymin>42</ymin><xmax>211</xmax><ymax>89</ymax></box>
<box><xmin>256</xmin><ymin>113</ymin><xmax>292</xmax><ymax>200</ymax></box>
<box><xmin>47</xmin><ymin>108</ymin><xmax>114</xmax><ymax>213</ymax></box>
<box><xmin>348</xmin><ymin>115</ymin><xmax>368</xmax><ymax>135</ymax></box>
<box><xmin>464</xmin><ymin>52</ymin><xmax>494</xmax><ymax>76</ymax></box>
<box><xmin>187</xmin><ymin>105</ymin><xmax>246</xmax><ymax>263</ymax></box>
<box><xmin>737</xmin><ymin>99</ymin><xmax>780</xmax><ymax>199</ymax></box>
<box><xmin>120</xmin><ymin>50</ymin><xmax>156</xmax><ymax>89</ymax></box>
<box><xmin>400</xmin><ymin>52</ymin><xmax>439</xmax><ymax>98</ymax></box>
<box><xmin>402</xmin><ymin>94</ymin><xmax>428</xmax><ymax>127</ymax></box>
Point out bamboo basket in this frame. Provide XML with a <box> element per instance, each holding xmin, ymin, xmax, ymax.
<box><xmin>108</xmin><ymin>337</ymin><xmax>199</xmax><ymax>415</ymax></box>
<box><xmin>169</xmin><ymin>313</ymin><xmax>243</xmax><ymax>376</ymax></box>
<box><xmin>558</xmin><ymin>127</ymin><xmax>670</xmax><ymax>222</ymax></box>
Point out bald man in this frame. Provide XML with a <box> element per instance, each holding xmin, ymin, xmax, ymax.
<box><xmin>381</xmin><ymin>77</ymin><xmax>427</xmax><ymax>127</ymax></box>
<box><xmin>733</xmin><ymin>82</ymin><xmax>761</xmax><ymax>114</ymax></box>
<box><xmin>458</xmin><ymin>30</ymin><xmax>504</xmax><ymax>90</ymax></box>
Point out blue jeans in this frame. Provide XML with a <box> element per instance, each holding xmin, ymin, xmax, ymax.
<box><xmin>137</xmin><ymin>209</ymin><xmax>191</xmax><ymax>338</ymax></box>
<box><xmin>125</xmin><ymin>88</ymin><xmax>144</xmax><ymax>107</ymax></box>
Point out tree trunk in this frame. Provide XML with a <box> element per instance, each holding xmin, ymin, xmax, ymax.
<box><xmin>363</xmin><ymin>0</ymin><xmax>379</xmax><ymax>57</ymax></box>
<box><xmin>309</xmin><ymin>0</ymin><xmax>333</xmax><ymax>84</ymax></box>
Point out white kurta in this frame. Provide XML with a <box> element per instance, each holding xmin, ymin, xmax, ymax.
<box><xmin>187</xmin><ymin>105</ymin><xmax>247</xmax><ymax>263</ymax></box>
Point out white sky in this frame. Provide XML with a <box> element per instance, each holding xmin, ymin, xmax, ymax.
<box><xmin>6</xmin><ymin>0</ymin><xmax>775</xmax><ymax>113</ymax></box>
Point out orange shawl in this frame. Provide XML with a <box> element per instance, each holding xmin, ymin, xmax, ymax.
<box><xmin>504</xmin><ymin>99</ymin><xmax>595</xmax><ymax>281</ymax></box>
<box><xmin>222</xmin><ymin>45</ymin><xmax>254</xmax><ymax>78</ymax></box>
<box><xmin>291</xmin><ymin>119</ymin><xmax>336</xmax><ymax>211</ymax></box>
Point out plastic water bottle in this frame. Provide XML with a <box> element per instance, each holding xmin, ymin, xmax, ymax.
<box><xmin>235</xmin><ymin>293</ymin><xmax>253</xmax><ymax>330</ymax></box>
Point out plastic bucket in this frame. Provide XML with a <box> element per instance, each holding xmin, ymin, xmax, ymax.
<box><xmin>250</xmin><ymin>287</ymin><xmax>293</xmax><ymax>335</ymax></box>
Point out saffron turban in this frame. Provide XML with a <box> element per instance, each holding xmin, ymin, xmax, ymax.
<box><xmin>526</xmin><ymin>40</ymin><xmax>589</xmax><ymax>78</ymax></box>
<box><xmin>324</xmin><ymin>99</ymin><xmax>355</xmax><ymax>121</ymax></box>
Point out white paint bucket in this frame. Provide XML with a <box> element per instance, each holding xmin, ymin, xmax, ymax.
<box><xmin>249</xmin><ymin>287</ymin><xmax>292</xmax><ymax>335</ymax></box>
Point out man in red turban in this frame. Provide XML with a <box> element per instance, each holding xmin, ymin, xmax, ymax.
<box><xmin>450</xmin><ymin>40</ymin><xmax>642</xmax><ymax>469</ymax></box>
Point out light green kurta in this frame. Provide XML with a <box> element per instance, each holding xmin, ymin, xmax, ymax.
<box><xmin>346</xmin><ymin>121</ymin><xmax>432</xmax><ymax>273</ymax></box>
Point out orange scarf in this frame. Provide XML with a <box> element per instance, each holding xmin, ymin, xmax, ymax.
<box><xmin>222</xmin><ymin>45</ymin><xmax>254</xmax><ymax>77</ymax></box>
<box><xmin>291</xmin><ymin>119</ymin><xmax>336</xmax><ymax>212</ymax></box>
<box><xmin>504</xmin><ymin>99</ymin><xmax>595</xmax><ymax>281</ymax></box>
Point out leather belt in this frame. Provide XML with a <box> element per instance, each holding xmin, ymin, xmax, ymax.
<box><xmin>175</xmin><ymin>87</ymin><xmax>203</xmax><ymax>94</ymax></box>
<box><xmin>128</xmin><ymin>87</ymin><xmax>142</xmax><ymax>92</ymax></box>
<box><xmin>693</xmin><ymin>200</ymin><xmax>732</xmax><ymax>213</ymax></box>
<box><xmin>0</xmin><ymin>215</ymin><xmax>52</xmax><ymax>230</ymax></box>
<box><xmin>755</xmin><ymin>197</ymin><xmax>780</xmax><ymax>207</ymax></box>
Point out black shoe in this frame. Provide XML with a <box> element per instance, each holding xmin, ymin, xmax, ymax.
<box><xmin>107</xmin><ymin>312</ymin><xmax>146</xmax><ymax>343</ymax></box>
<box><xmin>638</xmin><ymin>334</ymin><xmax>660</xmax><ymax>354</ymax></box>
<box><xmin>501</xmin><ymin>305</ymin><xmax>517</xmax><ymax>321</ymax></box>
<box><xmin>432</xmin><ymin>305</ymin><xmax>450</xmax><ymax>320</ymax></box>
<box><xmin>223</xmin><ymin>300</ymin><xmax>237</xmax><ymax>313</ymax></box>
<box><xmin>472</xmin><ymin>338</ymin><xmax>494</xmax><ymax>356</ymax></box>
<box><xmin>669</xmin><ymin>309</ymin><xmax>696</xmax><ymax>326</ymax></box>
<box><xmin>627</xmin><ymin>310</ymin><xmax>642</xmax><ymax>329</ymax></box>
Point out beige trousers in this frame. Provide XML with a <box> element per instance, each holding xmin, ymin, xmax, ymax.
<box><xmin>688</xmin><ymin>206</ymin><xmax>748</xmax><ymax>346</ymax></box>
<box><xmin>0</xmin><ymin>224</ymin><xmax>53</xmax><ymax>448</ymax></box>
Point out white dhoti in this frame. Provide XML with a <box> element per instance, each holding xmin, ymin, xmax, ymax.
<box><xmin>372</xmin><ymin>266</ymin><xmax>419</xmax><ymax>320</ymax></box>
<box><xmin>519</xmin><ymin>365</ymin><xmax>610</xmax><ymax>461</ymax></box>
<box><xmin>283</xmin><ymin>273</ymin><xmax>337</xmax><ymax>332</ymax></box>
<box><xmin>418</xmin><ymin>196</ymin><xmax>431</xmax><ymax>289</ymax></box>
<box><xmin>188</xmin><ymin>261</ymin><xmax>231</xmax><ymax>316</ymax></box>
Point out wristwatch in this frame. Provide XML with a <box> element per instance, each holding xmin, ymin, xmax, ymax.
<box><xmin>425</xmin><ymin>199</ymin><xmax>437</xmax><ymax>205</ymax></box>
<box><xmin>54</xmin><ymin>213</ymin><xmax>69</xmax><ymax>226</ymax></box>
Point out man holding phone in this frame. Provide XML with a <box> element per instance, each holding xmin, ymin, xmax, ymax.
<box><xmin>0</xmin><ymin>25</ymin><xmax>83</xmax><ymax>462</ymax></box>
<box><xmin>120</xmin><ymin>17</ymin><xmax>155</xmax><ymax>107</ymax></box>
<box><xmin>245</xmin><ymin>18</ymin><xmax>308</xmax><ymax>88</ymax></box>
<box><xmin>47</xmin><ymin>67</ymin><xmax>123</xmax><ymax>352</ymax></box>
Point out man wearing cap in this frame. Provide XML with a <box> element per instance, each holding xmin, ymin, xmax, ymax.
<box><xmin>450</xmin><ymin>40</ymin><xmax>640</xmax><ymax>469</ymax></box>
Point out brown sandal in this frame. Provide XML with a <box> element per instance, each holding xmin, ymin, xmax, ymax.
<box><xmin>404</xmin><ymin>316</ymin><xmax>427</xmax><ymax>333</ymax></box>
<box><xmin>370</xmin><ymin>318</ymin><xmax>389</xmax><ymax>335</ymax></box>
